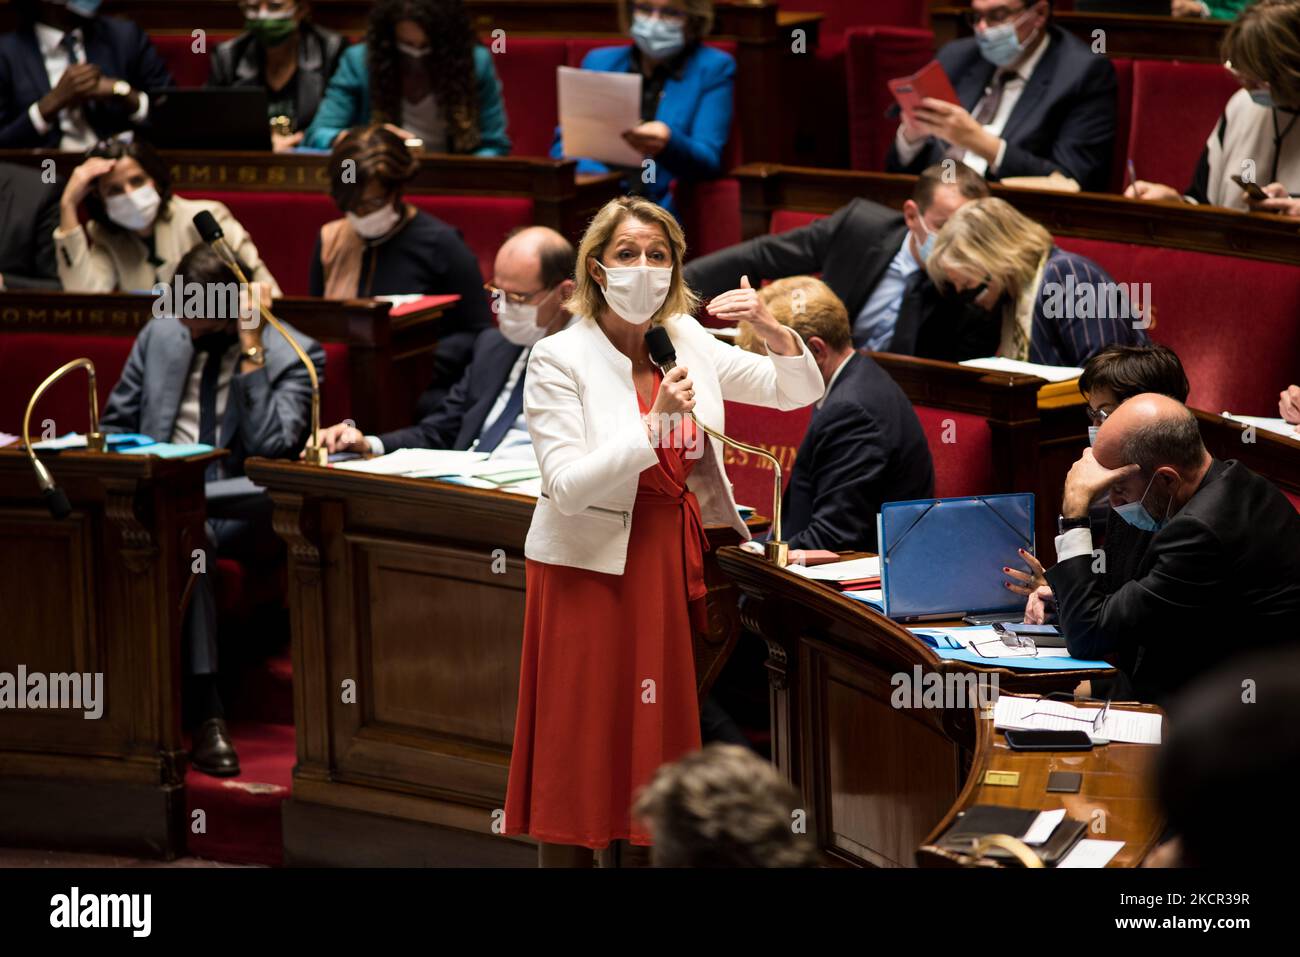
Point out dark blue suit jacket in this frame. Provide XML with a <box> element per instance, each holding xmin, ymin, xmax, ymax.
<box><xmin>551</xmin><ymin>43</ymin><xmax>734</xmax><ymax>214</ymax></box>
<box><xmin>784</xmin><ymin>353</ymin><xmax>935</xmax><ymax>553</ymax></box>
<box><xmin>0</xmin><ymin>17</ymin><xmax>174</xmax><ymax>148</ymax></box>
<box><xmin>378</xmin><ymin>326</ymin><xmax>523</xmax><ymax>452</ymax></box>
<box><xmin>886</xmin><ymin>25</ymin><xmax>1116</xmax><ymax>191</ymax></box>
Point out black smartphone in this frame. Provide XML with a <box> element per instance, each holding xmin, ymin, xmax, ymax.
<box><xmin>1230</xmin><ymin>174</ymin><xmax>1268</xmax><ymax>201</ymax></box>
<box><xmin>1004</xmin><ymin>729</ymin><xmax>1094</xmax><ymax>751</ymax></box>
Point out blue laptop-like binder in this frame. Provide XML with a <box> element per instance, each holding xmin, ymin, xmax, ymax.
<box><xmin>876</xmin><ymin>493</ymin><xmax>1035</xmax><ymax>622</ymax></box>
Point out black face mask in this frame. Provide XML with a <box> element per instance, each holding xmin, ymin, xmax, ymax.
<box><xmin>192</xmin><ymin>328</ymin><xmax>239</xmax><ymax>355</ymax></box>
<box><xmin>954</xmin><ymin>281</ymin><xmax>990</xmax><ymax>308</ymax></box>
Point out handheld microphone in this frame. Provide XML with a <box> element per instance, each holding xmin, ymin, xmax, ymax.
<box><xmin>644</xmin><ymin>327</ymin><xmax>789</xmax><ymax>567</ymax></box>
<box><xmin>192</xmin><ymin>211</ymin><xmax>327</xmax><ymax>465</ymax></box>
<box><xmin>22</xmin><ymin>358</ymin><xmax>107</xmax><ymax>520</ymax></box>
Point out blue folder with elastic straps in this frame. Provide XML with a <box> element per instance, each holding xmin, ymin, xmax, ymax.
<box><xmin>877</xmin><ymin>493</ymin><xmax>1035</xmax><ymax>622</ymax></box>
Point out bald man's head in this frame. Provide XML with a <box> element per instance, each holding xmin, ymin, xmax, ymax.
<box><xmin>1093</xmin><ymin>393</ymin><xmax>1210</xmax><ymax>521</ymax></box>
<box><xmin>491</xmin><ymin>226</ymin><xmax>576</xmax><ymax>340</ymax></box>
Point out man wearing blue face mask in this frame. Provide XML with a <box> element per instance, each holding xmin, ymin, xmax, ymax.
<box><xmin>551</xmin><ymin>0</ymin><xmax>735</xmax><ymax>216</ymax></box>
<box><xmin>886</xmin><ymin>0</ymin><xmax>1117</xmax><ymax>192</ymax></box>
<box><xmin>1043</xmin><ymin>393</ymin><xmax>1300</xmax><ymax>703</ymax></box>
<box><xmin>0</xmin><ymin>0</ymin><xmax>173</xmax><ymax>148</ymax></box>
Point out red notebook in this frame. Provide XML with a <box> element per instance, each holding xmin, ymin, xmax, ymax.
<box><xmin>888</xmin><ymin>60</ymin><xmax>961</xmax><ymax>123</ymax></box>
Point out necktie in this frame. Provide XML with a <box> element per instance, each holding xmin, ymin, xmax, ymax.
<box><xmin>197</xmin><ymin>347</ymin><xmax>225</xmax><ymax>480</ymax></box>
<box><xmin>945</xmin><ymin>68</ymin><xmax>1015</xmax><ymax>161</ymax></box>
<box><xmin>60</xmin><ymin>32</ymin><xmax>80</xmax><ymax>63</ymax></box>
<box><xmin>476</xmin><ymin>369</ymin><xmax>526</xmax><ymax>454</ymax></box>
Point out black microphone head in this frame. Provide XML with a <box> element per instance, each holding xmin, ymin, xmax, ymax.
<box><xmin>43</xmin><ymin>485</ymin><xmax>71</xmax><ymax>520</ymax></box>
<box><xmin>645</xmin><ymin>326</ymin><xmax>676</xmax><ymax>368</ymax></box>
<box><xmin>192</xmin><ymin>210</ymin><xmax>224</xmax><ymax>243</ymax></box>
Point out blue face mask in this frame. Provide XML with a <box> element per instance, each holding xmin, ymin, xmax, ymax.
<box><xmin>1113</xmin><ymin>472</ymin><xmax>1173</xmax><ymax>532</ymax></box>
<box><xmin>1249</xmin><ymin>88</ymin><xmax>1275</xmax><ymax>109</ymax></box>
<box><xmin>976</xmin><ymin>13</ymin><xmax>1032</xmax><ymax>68</ymax></box>
<box><xmin>631</xmin><ymin>13</ymin><xmax>686</xmax><ymax>62</ymax></box>
<box><xmin>64</xmin><ymin>0</ymin><xmax>102</xmax><ymax>17</ymax></box>
<box><xmin>915</xmin><ymin>219</ymin><xmax>936</xmax><ymax>263</ymax></box>
<box><xmin>1088</xmin><ymin>425</ymin><xmax>1100</xmax><ymax>446</ymax></box>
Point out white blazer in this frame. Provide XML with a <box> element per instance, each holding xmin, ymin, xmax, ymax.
<box><xmin>523</xmin><ymin>313</ymin><xmax>824</xmax><ymax>575</ymax></box>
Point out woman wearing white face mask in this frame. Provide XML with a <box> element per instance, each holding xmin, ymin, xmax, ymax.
<box><xmin>551</xmin><ymin>0</ymin><xmax>735</xmax><ymax>217</ymax></box>
<box><xmin>312</xmin><ymin>124</ymin><xmax>492</xmax><ymax>407</ymax></box>
<box><xmin>55</xmin><ymin>138</ymin><xmax>281</xmax><ymax>294</ymax></box>
<box><xmin>502</xmin><ymin>196</ymin><xmax>823</xmax><ymax>865</ymax></box>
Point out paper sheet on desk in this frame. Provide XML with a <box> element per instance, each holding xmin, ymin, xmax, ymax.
<box><xmin>1056</xmin><ymin>839</ymin><xmax>1124</xmax><ymax>868</ymax></box>
<box><xmin>909</xmin><ymin>627</ymin><xmax>1112</xmax><ymax>671</ymax></box>
<box><xmin>786</xmin><ymin>556</ymin><xmax>880</xmax><ymax>582</ymax></box>
<box><xmin>558</xmin><ymin>66</ymin><xmax>644</xmax><ymax>167</ymax></box>
<box><xmin>995</xmin><ymin>695</ymin><xmax>1162</xmax><ymax>744</ymax></box>
<box><xmin>959</xmin><ymin>357</ymin><xmax>1084</xmax><ymax>382</ymax></box>
<box><xmin>1221</xmin><ymin>412</ymin><xmax>1300</xmax><ymax>441</ymax></box>
<box><xmin>331</xmin><ymin>448</ymin><xmax>488</xmax><ymax>476</ymax></box>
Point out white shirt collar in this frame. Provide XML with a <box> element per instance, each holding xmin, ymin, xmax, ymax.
<box><xmin>34</xmin><ymin>22</ymin><xmax>76</xmax><ymax>56</ymax></box>
<box><xmin>817</xmin><ymin>353</ymin><xmax>854</xmax><ymax>409</ymax></box>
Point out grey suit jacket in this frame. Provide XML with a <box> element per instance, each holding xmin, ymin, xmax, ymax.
<box><xmin>100</xmin><ymin>316</ymin><xmax>325</xmax><ymax>478</ymax></box>
<box><xmin>0</xmin><ymin>160</ymin><xmax>60</xmax><ymax>289</ymax></box>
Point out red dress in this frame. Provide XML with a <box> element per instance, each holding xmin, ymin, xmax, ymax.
<box><xmin>504</xmin><ymin>372</ymin><xmax>708</xmax><ymax>848</ymax></box>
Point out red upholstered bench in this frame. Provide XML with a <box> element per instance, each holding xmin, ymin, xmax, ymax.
<box><xmin>912</xmin><ymin>406</ymin><xmax>996</xmax><ymax>498</ymax></box>
<box><xmin>0</xmin><ymin>333</ymin><xmax>132</xmax><ymax>436</ymax></box>
<box><xmin>150</xmin><ymin>32</ymin><xmax>239</xmax><ymax>87</ymax></box>
<box><xmin>1055</xmin><ymin>237</ymin><xmax>1300</xmax><ymax>417</ymax></box>
<box><xmin>722</xmin><ymin>401</ymin><xmax>812</xmax><ymax>515</ymax></box>
<box><xmin>487</xmin><ymin>37</ymin><xmax>567</xmax><ymax>157</ymax></box>
<box><xmin>845</xmin><ymin>26</ymin><xmax>936</xmax><ymax>172</ymax></box>
<box><xmin>1125</xmin><ymin>61</ymin><xmax>1239</xmax><ymax>193</ymax></box>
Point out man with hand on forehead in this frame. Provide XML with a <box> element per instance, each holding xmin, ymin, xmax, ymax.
<box><xmin>1045</xmin><ymin>394</ymin><xmax>1300</xmax><ymax>703</ymax></box>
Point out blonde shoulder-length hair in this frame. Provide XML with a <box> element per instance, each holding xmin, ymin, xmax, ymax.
<box><xmin>568</xmin><ymin>195</ymin><xmax>699</xmax><ymax>324</ymax></box>
<box><xmin>925</xmin><ymin>197</ymin><xmax>1053</xmax><ymax>302</ymax></box>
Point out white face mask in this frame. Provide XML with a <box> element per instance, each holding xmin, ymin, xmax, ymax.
<box><xmin>593</xmin><ymin>260</ymin><xmax>672</xmax><ymax>325</ymax></box>
<box><xmin>105</xmin><ymin>183</ymin><xmax>161</xmax><ymax>232</ymax></box>
<box><xmin>496</xmin><ymin>287</ymin><xmax>557</xmax><ymax>347</ymax></box>
<box><xmin>347</xmin><ymin>203</ymin><xmax>402</xmax><ymax>240</ymax></box>
<box><xmin>396</xmin><ymin>41</ymin><xmax>431</xmax><ymax>58</ymax></box>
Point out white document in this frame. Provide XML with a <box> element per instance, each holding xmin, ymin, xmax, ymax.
<box><xmin>1022</xmin><ymin>808</ymin><xmax>1066</xmax><ymax>846</ymax></box>
<box><xmin>31</xmin><ymin>432</ymin><xmax>92</xmax><ymax>450</ymax></box>
<box><xmin>994</xmin><ymin>695</ymin><xmax>1163</xmax><ymax>745</ymax></box>
<box><xmin>1056</xmin><ymin>839</ymin><xmax>1124</xmax><ymax>868</ymax></box>
<box><xmin>331</xmin><ymin>448</ymin><xmax>488</xmax><ymax>477</ymax></box>
<box><xmin>557</xmin><ymin>66</ymin><xmax>644</xmax><ymax>167</ymax></box>
<box><xmin>785</xmin><ymin>556</ymin><xmax>881</xmax><ymax>581</ymax></box>
<box><xmin>1221</xmin><ymin>413</ymin><xmax>1300</xmax><ymax>441</ymax></box>
<box><xmin>959</xmin><ymin>357</ymin><xmax>1084</xmax><ymax>383</ymax></box>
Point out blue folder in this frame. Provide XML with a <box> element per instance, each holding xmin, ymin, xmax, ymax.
<box><xmin>877</xmin><ymin>493</ymin><xmax>1035</xmax><ymax>622</ymax></box>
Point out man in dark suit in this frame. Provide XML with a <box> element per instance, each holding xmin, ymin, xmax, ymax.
<box><xmin>732</xmin><ymin>277</ymin><xmax>934</xmax><ymax>553</ymax></box>
<box><xmin>314</xmin><ymin>226</ymin><xmax>576</xmax><ymax>458</ymax></box>
<box><xmin>0</xmin><ymin>0</ymin><xmax>173</xmax><ymax>149</ymax></box>
<box><xmin>0</xmin><ymin>161</ymin><xmax>60</xmax><ymax>289</ymax></box>
<box><xmin>684</xmin><ymin>163</ymin><xmax>990</xmax><ymax>357</ymax></box>
<box><xmin>1046</xmin><ymin>393</ymin><xmax>1300</xmax><ymax>703</ymax></box>
<box><xmin>886</xmin><ymin>0</ymin><xmax>1117</xmax><ymax>192</ymax></box>
<box><xmin>100</xmin><ymin>243</ymin><xmax>324</xmax><ymax>776</ymax></box>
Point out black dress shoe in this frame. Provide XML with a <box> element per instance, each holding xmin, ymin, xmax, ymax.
<box><xmin>192</xmin><ymin>718</ymin><xmax>240</xmax><ymax>777</ymax></box>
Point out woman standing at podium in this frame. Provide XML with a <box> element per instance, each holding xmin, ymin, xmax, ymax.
<box><xmin>503</xmin><ymin>196</ymin><xmax>823</xmax><ymax>865</ymax></box>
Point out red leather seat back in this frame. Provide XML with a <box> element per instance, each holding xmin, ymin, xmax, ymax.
<box><xmin>721</xmin><ymin>401</ymin><xmax>813</xmax><ymax>513</ymax></box>
<box><xmin>913</xmin><ymin>406</ymin><xmax>996</xmax><ymax>498</ymax></box>
<box><xmin>1109</xmin><ymin>58</ymin><xmax>1134</xmax><ymax>193</ymax></box>
<box><xmin>151</xmin><ymin>33</ymin><xmax>239</xmax><ymax>88</ymax></box>
<box><xmin>0</xmin><ymin>334</ymin><xmax>133</xmax><ymax>436</ymax></box>
<box><xmin>406</xmin><ymin>195</ymin><xmax>533</xmax><ymax>281</ymax></box>
<box><xmin>845</xmin><ymin>27</ymin><xmax>937</xmax><ymax>171</ymax></box>
<box><xmin>1127</xmin><ymin>61</ymin><xmax>1239</xmax><ymax>192</ymax></box>
<box><xmin>485</xmin><ymin>37</ymin><xmax>567</xmax><ymax>157</ymax></box>
<box><xmin>770</xmin><ymin>209</ymin><xmax>825</xmax><ymax>234</ymax></box>
<box><xmin>1057</xmin><ymin>237</ymin><xmax>1300</xmax><ymax>416</ymax></box>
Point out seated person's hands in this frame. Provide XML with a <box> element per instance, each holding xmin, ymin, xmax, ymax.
<box><xmin>272</xmin><ymin>130</ymin><xmax>305</xmax><ymax>153</ymax></box>
<box><xmin>1170</xmin><ymin>0</ymin><xmax>1209</xmax><ymax>16</ymax></box>
<box><xmin>621</xmin><ymin>121</ymin><xmax>671</xmax><ymax>158</ymax></box>
<box><xmin>1002</xmin><ymin>547</ymin><xmax>1047</xmax><ymax>596</ymax></box>
<box><xmin>1247</xmin><ymin>181</ymin><xmax>1300</xmax><ymax>218</ymax></box>
<box><xmin>62</xmin><ymin>156</ymin><xmax>117</xmax><ymax>210</ymax></box>
<box><xmin>307</xmin><ymin>420</ymin><xmax>370</xmax><ymax>457</ymax></box>
<box><xmin>1024</xmin><ymin>584</ymin><xmax>1056</xmax><ymax>625</ymax></box>
<box><xmin>39</xmin><ymin>62</ymin><xmax>102</xmax><ymax>117</ymax></box>
<box><xmin>1280</xmin><ymin>384</ymin><xmax>1300</xmax><ymax>425</ymax></box>
<box><xmin>1124</xmin><ymin>179</ymin><xmax>1183</xmax><ymax>201</ymax></box>
<box><xmin>1063</xmin><ymin>447</ymin><xmax>1140</xmax><ymax>518</ymax></box>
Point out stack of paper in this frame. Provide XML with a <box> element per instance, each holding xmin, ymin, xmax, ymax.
<box><xmin>786</xmin><ymin>556</ymin><xmax>880</xmax><ymax>586</ymax></box>
<box><xmin>331</xmin><ymin>448</ymin><xmax>488</xmax><ymax>476</ymax></box>
<box><xmin>958</xmin><ymin>357</ymin><xmax>1084</xmax><ymax>382</ymax></box>
<box><xmin>994</xmin><ymin>695</ymin><xmax>1162</xmax><ymax>744</ymax></box>
<box><xmin>1221</xmin><ymin>412</ymin><xmax>1300</xmax><ymax>441</ymax></box>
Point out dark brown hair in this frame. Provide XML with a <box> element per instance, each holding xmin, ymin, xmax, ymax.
<box><xmin>327</xmin><ymin>124</ymin><xmax>419</xmax><ymax>212</ymax></box>
<box><xmin>911</xmin><ymin>161</ymin><xmax>991</xmax><ymax>213</ymax></box>
<box><xmin>1079</xmin><ymin>344</ymin><xmax>1190</xmax><ymax>405</ymax></box>
<box><xmin>83</xmin><ymin>139</ymin><xmax>173</xmax><ymax>234</ymax></box>
<box><xmin>1223</xmin><ymin>0</ymin><xmax>1300</xmax><ymax>110</ymax></box>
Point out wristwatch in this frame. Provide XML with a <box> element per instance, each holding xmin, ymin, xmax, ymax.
<box><xmin>240</xmin><ymin>345</ymin><xmax>266</xmax><ymax>367</ymax></box>
<box><xmin>1057</xmin><ymin>514</ymin><xmax>1091</xmax><ymax>535</ymax></box>
<box><xmin>112</xmin><ymin>80</ymin><xmax>131</xmax><ymax>98</ymax></box>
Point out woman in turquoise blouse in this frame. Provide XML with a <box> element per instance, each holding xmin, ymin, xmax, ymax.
<box><xmin>303</xmin><ymin>0</ymin><xmax>509</xmax><ymax>154</ymax></box>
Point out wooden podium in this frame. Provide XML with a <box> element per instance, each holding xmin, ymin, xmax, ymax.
<box><xmin>0</xmin><ymin>447</ymin><xmax>220</xmax><ymax>858</ymax></box>
<box><xmin>245</xmin><ymin>459</ymin><xmax>760</xmax><ymax>866</ymax></box>
<box><xmin>715</xmin><ymin>547</ymin><xmax>1115</xmax><ymax>868</ymax></box>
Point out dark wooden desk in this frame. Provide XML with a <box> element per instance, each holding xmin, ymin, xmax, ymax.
<box><xmin>244</xmin><ymin>458</ymin><xmax>763</xmax><ymax>866</ymax></box>
<box><xmin>734</xmin><ymin>163</ymin><xmax>1300</xmax><ymax>267</ymax></box>
<box><xmin>1196</xmin><ymin>410</ymin><xmax>1300</xmax><ymax>502</ymax></box>
<box><xmin>931</xmin><ymin>7</ymin><xmax>1227</xmax><ymax>62</ymax></box>
<box><xmin>716</xmin><ymin>547</ymin><xmax>1113</xmax><ymax>868</ymax></box>
<box><xmin>0</xmin><ymin>290</ymin><xmax>449</xmax><ymax>435</ymax></box>
<box><xmin>0</xmin><ymin>446</ymin><xmax>220</xmax><ymax>858</ymax></box>
<box><xmin>0</xmin><ymin>150</ymin><xmax>623</xmax><ymax>248</ymax></box>
<box><xmin>918</xmin><ymin>696</ymin><xmax>1166</xmax><ymax>868</ymax></box>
